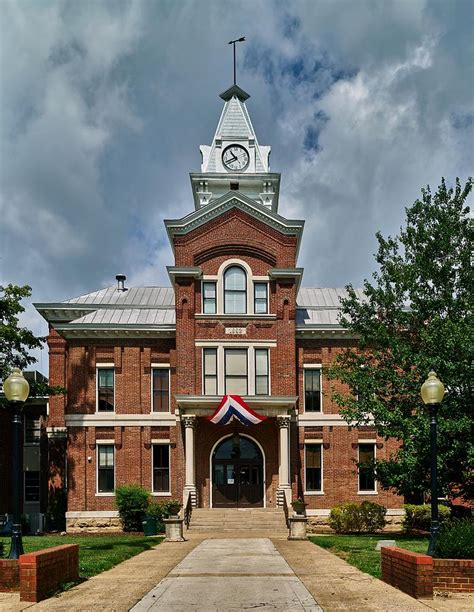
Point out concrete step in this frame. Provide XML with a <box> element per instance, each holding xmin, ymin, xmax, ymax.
<box><xmin>188</xmin><ymin>508</ymin><xmax>287</xmax><ymax>533</ymax></box>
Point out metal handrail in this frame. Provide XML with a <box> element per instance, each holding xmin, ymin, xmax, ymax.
<box><xmin>184</xmin><ymin>491</ymin><xmax>193</xmax><ymax>530</ymax></box>
<box><xmin>282</xmin><ymin>492</ymin><xmax>290</xmax><ymax>529</ymax></box>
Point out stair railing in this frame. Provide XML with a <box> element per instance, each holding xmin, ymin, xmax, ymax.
<box><xmin>282</xmin><ymin>490</ymin><xmax>290</xmax><ymax>529</ymax></box>
<box><xmin>184</xmin><ymin>490</ymin><xmax>193</xmax><ymax>530</ymax></box>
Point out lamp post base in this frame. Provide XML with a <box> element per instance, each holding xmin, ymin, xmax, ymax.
<box><xmin>8</xmin><ymin>523</ymin><xmax>24</xmax><ymax>560</ymax></box>
<box><xmin>427</xmin><ymin>520</ymin><xmax>439</xmax><ymax>557</ymax></box>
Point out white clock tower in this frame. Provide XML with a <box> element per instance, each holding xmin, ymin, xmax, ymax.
<box><xmin>191</xmin><ymin>84</ymin><xmax>281</xmax><ymax>212</ymax></box>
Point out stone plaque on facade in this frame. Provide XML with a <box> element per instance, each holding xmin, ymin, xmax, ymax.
<box><xmin>225</xmin><ymin>327</ymin><xmax>247</xmax><ymax>335</ymax></box>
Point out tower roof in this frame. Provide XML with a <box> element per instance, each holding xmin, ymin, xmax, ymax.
<box><xmin>219</xmin><ymin>84</ymin><xmax>250</xmax><ymax>102</ymax></box>
<box><xmin>202</xmin><ymin>88</ymin><xmax>270</xmax><ymax>174</ymax></box>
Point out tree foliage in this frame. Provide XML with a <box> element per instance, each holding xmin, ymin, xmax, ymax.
<box><xmin>329</xmin><ymin>178</ymin><xmax>473</xmax><ymax>501</ymax></box>
<box><xmin>0</xmin><ymin>283</ymin><xmax>62</xmax><ymax>398</ymax></box>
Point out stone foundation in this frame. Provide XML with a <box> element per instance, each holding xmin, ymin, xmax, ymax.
<box><xmin>66</xmin><ymin>512</ymin><xmax>121</xmax><ymax>533</ymax></box>
<box><xmin>306</xmin><ymin>509</ymin><xmax>404</xmax><ymax>534</ymax></box>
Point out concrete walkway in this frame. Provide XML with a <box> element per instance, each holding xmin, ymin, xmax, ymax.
<box><xmin>131</xmin><ymin>538</ymin><xmax>321</xmax><ymax>611</ymax></box>
<box><xmin>0</xmin><ymin>532</ymin><xmax>473</xmax><ymax>611</ymax></box>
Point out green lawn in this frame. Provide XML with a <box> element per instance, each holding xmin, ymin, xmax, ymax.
<box><xmin>310</xmin><ymin>534</ymin><xmax>429</xmax><ymax>578</ymax></box>
<box><xmin>0</xmin><ymin>534</ymin><xmax>162</xmax><ymax>578</ymax></box>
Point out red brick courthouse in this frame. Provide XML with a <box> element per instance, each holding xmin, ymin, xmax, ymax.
<box><xmin>35</xmin><ymin>85</ymin><xmax>403</xmax><ymax>531</ymax></box>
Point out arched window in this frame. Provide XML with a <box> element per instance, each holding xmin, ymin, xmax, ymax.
<box><xmin>224</xmin><ymin>266</ymin><xmax>247</xmax><ymax>313</ymax></box>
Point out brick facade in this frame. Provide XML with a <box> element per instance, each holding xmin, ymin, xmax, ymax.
<box><xmin>34</xmin><ymin>85</ymin><xmax>405</xmax><ymax>529</ymax></box>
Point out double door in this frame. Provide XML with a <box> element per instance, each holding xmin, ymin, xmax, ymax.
<box><xmin>212</xmin><ymin>436</ymin><xmax>264</xmax><ymax>507</ymax></box>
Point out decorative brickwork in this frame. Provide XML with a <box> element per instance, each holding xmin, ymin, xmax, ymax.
<box><xmin>381</xmin><ymin>547</ymin><xmax>433</xmax><ymax>598</ymax></box>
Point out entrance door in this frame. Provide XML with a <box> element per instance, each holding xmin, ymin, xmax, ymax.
<box><xmin>212</xmin><ymin>435</ymin><xmax>264</xmax><ymax>508</ymax></box>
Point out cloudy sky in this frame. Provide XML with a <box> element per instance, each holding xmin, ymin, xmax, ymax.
<box><xmin>1</xmin><ymin>0</ymin><xmax>473</xmax><ymax>374</ymax></box>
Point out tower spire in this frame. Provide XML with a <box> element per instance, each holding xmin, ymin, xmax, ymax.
<box><xmin>228</xmin><ymin>37</ymin><xmax>245</xmax><ymax>86</ymax></box>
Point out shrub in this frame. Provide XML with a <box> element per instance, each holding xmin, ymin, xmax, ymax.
<box><xmin>402</xmin><ymin>504</ymin><xmax>451</xmax><ymax>533</ymax></box>
<box><xmin>116</xmin><ymin>484</ymin><xmax>150</xmax><ymax>532</ymax></box>
<box><xmin>434</xmin><ymin>518</ymin><xmax>474</xmax><ymax>559</ymax></box>
<box><xmin>360</xmin><ymin>501</ymin><xmax>387</xmax><ymax>532</ymax></box>
<box><xmin>146</xmin><ymin>501</ymin><xmax>168</xmax><ymax>533</ymax></box>
<box><xmin>329</xmin><ymin>502</ymin><xmax>386</xmax><ymax>533</ymax></box>
<box><xmin>146</xmin><ymin>500</ymin><xmax>182</xmax><ymax>533</ymax></box>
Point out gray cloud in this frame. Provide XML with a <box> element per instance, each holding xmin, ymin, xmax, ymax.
<box><xmin>1</xmin><ymin>0</ymin><xmax>472</xmax><ymax>373</ymax></box>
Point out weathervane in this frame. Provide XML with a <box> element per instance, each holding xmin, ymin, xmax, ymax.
<box><xmin>228</xmin><ymin>37</ymin><xmax>245</xmax><ymax>86</ymax></box>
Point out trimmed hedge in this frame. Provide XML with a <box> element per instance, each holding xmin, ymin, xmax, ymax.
<box><xmin>402</xmin><ymin>504</ymin><xmax>451</xmax><ymax>533</ymax></box>
<box><xmin>116</xmin><ymin>484</ymin><xmax>150</xmax><ymax>532</ymax></box>
<box><xmin>329</xmin><ymin>501</ymin><xmax>386</xmax><ymax>534</ymax></box>
<box><xmin>434</xmin><ymin>518</ymin><xmax>474</xmax><ymax>559</ymax></box>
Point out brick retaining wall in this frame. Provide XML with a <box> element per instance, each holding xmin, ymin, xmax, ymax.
<box><xmin>382</xmin><ymin>547</ymin><xmax>474</xmax><ymax>598</ymax></box>
<box><xmin>0</xmin><ymin>545</ymin><xmax>79</xmax><ymax>602</ymax></box>
<box><xmin>381</xmin><ymin>547</ymin><xmax>433</xmax><ymax>598</ymax></box>
<box><xmin>20</xmin><ymin>544</ymin><xmax>79</xmax><ymax>602</ymax></box>
<box><xmin>0</xmin><ymin>559</ymin><xmax>20</xmax><ymax>592</ymax></box>
<box><xmin>433</xmin><ymin>558</ymin><xmax>474</xmax><ymax>592</ymax></box>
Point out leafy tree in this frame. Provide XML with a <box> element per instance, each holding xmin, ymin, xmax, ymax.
<box><xmin>329</xmin><ymin>178</ymin><xmax>473</xmax><ymax>501</ymax></box>
<box><xmin>0</xmin><ymin>283</ymin><xmax>61</xmax><ymax>398</ymax></box>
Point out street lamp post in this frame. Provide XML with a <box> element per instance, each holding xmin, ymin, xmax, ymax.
<box><xmin>420</xmin><ymin>370</ymin><xmax>445</xmax><ymax>557</ymax></box>
<box><xmin>3</xmin><ymin>368</ymin><xmax>30</xmax><ymax>559</ymax></box>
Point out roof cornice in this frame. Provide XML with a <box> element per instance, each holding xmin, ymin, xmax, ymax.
<box><xmin>165</xmin><ymin>193</ymin><xmax>304</xmax><ymax>257</ymax></box>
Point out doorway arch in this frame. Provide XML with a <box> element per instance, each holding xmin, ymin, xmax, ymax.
<box><xmin>210</xmin><ymin>434</ymin><xmax>265</xmax><ymax>508</ymax></box>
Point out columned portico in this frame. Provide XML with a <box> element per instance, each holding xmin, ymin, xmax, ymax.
<box><xmin>183</xmin><ymin>415</ymin><xmax>197</xmax><ymax>507</ymax></box>
<box><xmin>177</xmin><ymin>396</ymin><xmax>296</xmax><ymax>509</ymax></box>
<box><xmin>277</xmin><ymin>415</ymin><xmax>291</xmax><ymax>506</ymax></box>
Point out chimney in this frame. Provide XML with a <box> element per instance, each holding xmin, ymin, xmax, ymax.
<box><xmin>116</xmin><ymin>274</ymin><xmax>127</xmax><ymax>292</ymax></box>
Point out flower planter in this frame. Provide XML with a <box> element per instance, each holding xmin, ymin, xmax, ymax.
<box><xmin>291</xmin><ymin>501</ymin><xmax>307</xmax><ymax>516</ymax></box>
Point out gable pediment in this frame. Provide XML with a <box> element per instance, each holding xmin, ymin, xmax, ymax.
<box><xmin>165</xmin><ymin>192</ymin><xmax>304</xmax><ymax>255</ymax></box>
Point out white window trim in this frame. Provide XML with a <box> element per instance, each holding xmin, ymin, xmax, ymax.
<box><xmin>151</xmin><ymin>442</ymin><xmax>171</xmax><ymax>496</ymax></box>
<box><xmin>201</xmin><ymin>344</ymin><xmax>273</xmax><ymax>396</ymax></box>
<box><xmin>303</xmin><ymin>365</ymin><xmax>323</xmax><ymax>413</ymax></box>
<box><xmin>201</xmin><ymin>280</ymin><xmax>217</xmax><ymax>315</ymax></box>
<box><xmin>96</xmin><ymin>443</ymin><xmax>115</xmax><ymax>496</ymax></box>
<box><xmin>253</xmin><ymin>281</ymin><xmax>269</xmax><ymax>315</ymax></box>
<box><xmin>202</xmin><ymin>347</ymin><xmax>218</xmax><ymax>396</ymax></box>
<box><xmin>96</xmin><ymin>365</ymin><xmax>115</xmax><ymax>414</ymax></box>
<box><xmin>357</xmin><ymin>441</ymin><xmax>378</xmax><ymax>494</ymax></box>
<box><xmin>304</xmin><ymin>442</ymin><xmax>324</xmax><ymax>495</ymax></box>
<box><xmin>151</xmin><ymin>365</ymin><xmax>171</xmax><ymax>413</ymax></box>
<box><xmin>254</xmin><ymin>347</ymin><xmax>270</xmax><ymax>396</ymax></box>
<box><xmin>199</xmin><ymin>259</ymin><xmax>271</xmax><ymax>316</ymax></box>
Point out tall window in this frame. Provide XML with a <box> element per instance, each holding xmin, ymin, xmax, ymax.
<box><xmin>24</xmin><ymin>471</ymin><xmax>40</xmax><ymax>502</ymax></box>
<box><xmin>153</xmin><ymin>445</ymin><xmax>170</xmax><ymax>493</ymax></box>
<box><xmin>304</xmin><ymin>369</ymin><xmax>322</xmax><ymax>412</ymax></box>
<box><xmin>224</xmin><ymin>266</ymin><xmax>246</xmax><ymax>314</ymax></box>
<box><xmin>202</xmin><ymin>281</ymin><xmax>216</xmax><ymax>314</ymax></box>
<box><xmin>24</xmin><ymin>417</ymin><xmax>41</xmax><ymax>444</ymax></box>
<box><xmin>97</xmin><ymin>445</ymin><xmax>114</xmax><ymax>493</ymax></box>
<box><xmin>358</xmin><ymin>443</ymin><xmax>376</xmax><ymax>492</ymax></box>
<box><xmin>255</xmin><ymin>349</ymin><xmax>269</xmax><ymax>395</ymax></box>
<box><xmin>97</xmin><ymin>368</ymin><xmax>114</xmax><ymax>412</ymax></box>
<box><xmin>225</xmin><ymin>349</ymin><xmax>247</xmax><ymax>395</ymax></box>
<box><xmin>254</xmin><ymin>283</ymin><xmax>268</xmax><ymax>314</ymax></box>
<box><xmin>305</xmin><ymin>444</ymin><xmax>322</xmax><ymax>492</ymax></box>
<box><xmin>152</xmin><ymin>368</ymin><xmax>170</xmax><ymax>412</ymax></box>
<box><xmin>203</xmin><ymin>348</ymin><xmax>218</xmax><ymax>395</ymax></box>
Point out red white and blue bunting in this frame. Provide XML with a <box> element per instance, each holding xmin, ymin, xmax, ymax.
<box><xmin>207</xmin><ymin>395</ymin><xmax>267</xmax><ymax>426</ymax></box>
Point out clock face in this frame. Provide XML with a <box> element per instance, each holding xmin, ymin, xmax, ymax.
<box><xmin>222</xmin><ymin>144</ymin><xmax>250</xmax><ymax>172</ymax></box>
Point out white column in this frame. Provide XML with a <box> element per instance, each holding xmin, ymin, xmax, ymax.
<box><xmin>183</xmin><ymin>416</ymin><xmax>197</xmax><ymax>505</ymax></box>
<box><xmin>277</xmin><ymin>416</ymin><xmax>291</xmax><ymax>491</ymax></box>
